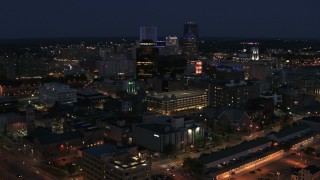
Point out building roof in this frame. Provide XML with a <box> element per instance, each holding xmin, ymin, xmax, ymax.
<box><xmin>77</xmin><ymin>90</ymin><xmax>108</xmax><ymax>98</ymax></box>
<box><xmin>219</xmin><ymin>109</ymin><xmax>247</xmax><ymax>123</ymax></box>
<box><xmin>198</xmin><ymin>137</ymin><xmax>271</xmax><ymax>165</ymax></box>
<box><xmin>207</xmin><ymin>149</ymin><xmax>279</xmax><ymax>177</ymax></box>
<box><xmin>110</xmin><ymin>152</ymin><xmax>147</xmax><ymax>169</ymax></box>
<box><xmin>147</xmin><ymin>90</ymin><xmax>206</xmax><ymax>100</ymax></box>
<box><xmin>301</xmin><ymin>116</ymin><xmax>320</xmax><ymax>124</ymax></box>
<box><xmin>36</xmin><ymin>131</ymin><xmax>80</xmax><ymax>145</ymax></box>
<box><xmin>135</xmin><ymin>123</ymin><xmax>178</xmax><ymax>134</ymax></box>
<box><xmin>82</xmin><ymin>144</ymin><xmax>127</xmax><ymax>159</ymax></box>
<box><xmin>270</xmin><ymin>123</ymin><xmax>310</xmax><ymax>139</ymax></box>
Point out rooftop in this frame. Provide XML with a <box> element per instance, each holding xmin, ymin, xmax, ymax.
<box><xmin>77</xmin><ymin>90</ymin><xmax>107</xmax><ymax>97</ymax></box>
<box><xmin>110</xmin><ymin>152</ymin><xmax>148</xmax><ymax>169</ymax></box>
<box><xmin>270</xmin><ymin>123</ymin><xmax>310</xmax><ymax>139</ymax></box>
<box><xmin>198</xmin><ymin>137</ymin><xmax>271</xmax><ymax>165</ymax></box>
<box><xmin>147</xmin><ymin>90</ymin><xmax>206</xmax><ymax>100</ymax></box>
<box><xmin>207</xmin><ymin>149</ymin><xmax>278</xmax><ymax>177</ymax></box>
<box><xmin>219</xmin><ymin>109</ymin><xmax>247</xmax><ymax>123</ymax></box>
<box><xmin>82</xmin><ymin>144</ymin><xmax>127</xmax><ymax>159</ymax></box>
<box><xmin>135</xmin><ymin>123</ymin><xmax>178</xmax><ymax>134</ymax></box>
<box><xmin>36</xmin><ymin>131</ymin><xmax>80</xmax><ymax>145</ymax></box>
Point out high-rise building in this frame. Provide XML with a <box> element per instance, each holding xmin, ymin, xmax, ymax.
<box><xmin>166</xmin><ymin>36</ymin><xmax>179</xmax><ymax>46</ymax></box>
<box><xmin>140</xmin><ymin>26</ymin><xmax>157</xmax><ymax>43</ymax></box>
<box><xmin>183</xmin><ymin>22</ymin><xmax>199</xmax><ymax>64</ymax></box>
<box><xmin>136</xmin><ymin>40</ymin><xmax>159</xmax><ymax>81</ymax></box>
<box><xmin>184</xmin><ymin>22</ymin><xmax>199</xmax><ymax>38</ymax></box>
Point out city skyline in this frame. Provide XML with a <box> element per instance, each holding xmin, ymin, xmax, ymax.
<box><xmin>1</xmin><ymin>0</ymin><xmax>320</xmax><ymax>39</ymax></box>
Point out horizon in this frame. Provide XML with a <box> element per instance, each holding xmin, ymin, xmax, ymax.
<box><xmin>1</xmin><ymin>1</ymin><xmax>320</xmax><ymax>39</ymax></box>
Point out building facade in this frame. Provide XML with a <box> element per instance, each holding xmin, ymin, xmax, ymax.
<box><xmin>39</xmin><ymin>83</ymin><xmax>77</xmax><ymax>105</ymax></box>
<box><xmin>209</xmin><ymin>80</ymin><xmax>260</xmax><ymax>109</ymax></box>
<box><xmin>82</xmin><ymin>145</ymin><xmax>151</xmax><ymax>180</ymax></box>
<box><xmin>183</xmin><ymin>22</ymin><xmax>199</xmax><ymax>64</ymax></box>
<box><xmin>133</xmin><ymin>117</ymin><xmax>204</xmax><ymax>152</ymax></box>
<box><xmin>136</xmin><ymin>41</ymin><xmax>159</xmax><ymax>81</ymax></box>
<box><xmin>146</xmin><ymin>90</ymin><xmax>207</xmax><ymax>115</ymax></box>
<box><xmin>140</xmin><ymin>26</ymin><xmax>157</xmax><ymax>42</ymax></box>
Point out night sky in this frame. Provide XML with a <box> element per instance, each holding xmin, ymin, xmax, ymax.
<box><xmin>1</xmin><ymin>0</ymin><xmax>320</xmax><ymax>39</ymax></box>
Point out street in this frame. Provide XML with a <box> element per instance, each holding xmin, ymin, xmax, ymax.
<box><xmin>0</xmin><ymin>137</ymin><xmax>57</xmax><ymax>180</ymax></box>
<box><xmin>237</xmin><ymin>142</ymin><xmax>320</xmax><ymax>180</ymax></box>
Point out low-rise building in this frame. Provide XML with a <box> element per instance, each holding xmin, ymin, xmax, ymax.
<box><xmin>267</xmin><ymin>124</ymin><xmax>311</xmax><ymax>143</ymax></box>
<box><xmin>133</xmin><ymin>116</ymin><xmax>204</xmax><ymax>152</ymax></box>
<box><xmin>23</xmin><ymin>127</ymin><xmax>81</xmax><ymax>159</ymax></box>
<box><xmin>77</xmin><ymin>90</ymin><xmax>108</xmax><ymax>103</ymax></box>
<box><xmin>198</xmin><ymin>137</ymin><xmax>272</xmax><ymax>168</ymax></box>
<box><xmin>82</xmin><ymin>144</ymin><xmax>151</xmax><ymax>180</ymax></box>
<box><xmin>96</xmin><ymin>118</ymin><xmax>132</xmax><ymax>144</ymax></box>
<box><xmin>63</xmin><ymin>120</ymin><xmax>104</xmax><ymax>148</ymax></box>
<box><xmin>39</xmin><ymin>83</ymin><xmax>77</xmax><ymax>105</ymax></box>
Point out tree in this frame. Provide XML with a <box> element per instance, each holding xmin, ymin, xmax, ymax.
<box><xmin>210</xmin><ymin>135</ymin><xmax>222</xmax><ymax>146</ymax></box>
<box><xmin>194</xmin><ymin>138</ymin><xmax>206</xmax><ymax>149</ymax></box>
<box><xmin>183</xmin><ymin>157</ymin><xmax>204</xmax><ymax>175</ymax></box>
<box><xmin>163</xmin><ymin>144</ymin><xmax>177</xmax><ymax>156</ymax></box>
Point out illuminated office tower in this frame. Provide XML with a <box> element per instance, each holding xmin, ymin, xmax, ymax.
<box><xmin>136</xmin><ymin>40</ymin><xmax>159</xmax><ymax>81</ymax></box>
<box><xmin>183</xmin><ymin>22</ymin><xmax>199</xmax><ymax>64</ymax></box>
<box><xmin>140</xmin><ymin>26</ymin><xmax>157</xmax><ymax>43</ymax></box>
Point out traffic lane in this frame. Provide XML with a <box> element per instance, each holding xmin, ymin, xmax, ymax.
<box><xmin>0</xmin><ymin>158</ymin><xmax>46</xmax><ymax>180</ymax></box>
<box><xmin>0</xmin><ymin>147</ymin><xmax>53</xmax><ymax>180</ymax></box>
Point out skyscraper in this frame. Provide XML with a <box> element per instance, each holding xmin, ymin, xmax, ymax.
<box><xmin>136</xmin><ymin>40</ymin><xmax>159</xmax><ymax>81</ymax></box>
<box><xmin>184</xmin><ymin>22</ymin><xmax>199</xmax><ymax>38</ymax></box>
<box><xmin>140</xmin><ymin>26</ymin><xmax>157</xmax><ymax>43</ymax></box>
<box><xmin>183</xmin><ymin>22</ymin><xmax>199</xmax><ymax>64</ymax></box>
